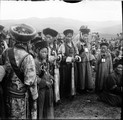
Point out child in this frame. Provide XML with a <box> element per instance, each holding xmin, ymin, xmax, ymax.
<box><xmin>34</xmin><ymin>40</ymin><xmax>54</xmax><ymax>119</ymax></box>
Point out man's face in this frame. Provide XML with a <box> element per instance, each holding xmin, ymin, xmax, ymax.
<box><xmin>101</xmin><ymin>45</ymin><xmax>107</xmax><ymax>53</ymax></box>
<box><xmin>39</xmin><ymin>48</ymin><xmax>48</xmax><ymax>59</ymax></box>
<box><xmin>45</xmin><ymin>35</ymin><xmax>53</xmax><ymax>44</ymax></box>
<box><xmin>66</xmin><ymin>33</ymin><xmax>73</xmax><ymax>42</ymax></box>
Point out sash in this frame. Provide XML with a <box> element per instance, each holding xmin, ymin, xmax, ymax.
<box><xmin>8</xmin><ymin>48</ymin><xmax>28</xmax><ymax>83</ymax></box>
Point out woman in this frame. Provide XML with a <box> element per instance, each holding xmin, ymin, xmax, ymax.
<box><xmin>34</xmin><ymin>40</ymin><xmax>54</xmax><ymax>119</ymax></box>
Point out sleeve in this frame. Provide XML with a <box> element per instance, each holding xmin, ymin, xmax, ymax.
<box><xmin>48</xmin><ymin>47</ymin><xmax>57</xmax><ymax>62</ymax></box>
<box><xmin>57</xmin><ymin>44</ymin><xmax>65</xmax><ymax>62</ymax></box>
<box><xmin>89</xmin><ymin>54</ymin><xmax>96</xmax><ymax>66</ymax></box>
<box><xmin>22</xmin><ymin>54</ymin><xmax>38</xmax><ymax>100</ymax></box>
<box><xmin>95</xmin><ymin>54</ymin><xmax>100</xmax><ymax>72</ymax></box>
<box><xmin>109</xmin><ymin>53</ymin><xmax>113</xmax><ymax>74</ymax></box>
<box><xmin>72</xmin><ymin>34</ymin><xmax>80</xmax><ymax>46</ymax></box>
<box><xmin>57</xmin><ymin>44</ymin><xmax>65</xmax><ymax>56</ymax></box>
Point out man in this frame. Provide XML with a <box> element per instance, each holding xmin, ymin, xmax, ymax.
<box><xmin>73</xmin><ymin>25</ymin><xmax>90</xmax><ymax>49</ymax></box>
<box><xmin>95</xmin><ymin>42</ymin><xmax>113</xmax><ymax>94</ymax></box>
<box><xmin>0</xmin><ymin>24</ymin><xmax>38</xmax><ymax>119</ymax></box>
<box><xmin>77</xmin><ymin>41</ymin><xmax>95</xmax><ymax>93</ymax></box>
<box><xmin>60</xmin><ymin>29</ymin><xmax>81</xmax><ymax>99</ymax></box>
<box><xmin>43</xmin><ymin>28</ymin><xmax>61</xmax><ymax>104</ymax></box>
<box><xmin>98</xmin><ymin>58</ymin><xmax>122</xmax><ymax>107</ymax></box>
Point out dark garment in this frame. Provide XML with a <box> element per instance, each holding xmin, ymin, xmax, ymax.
<box><xmin>77</xmin><ymin>52</ymin><xmax>94</xmax><ymax>91</ymax></box>
<box><xmin>35</xmin><ymin>59</ymin><xmax>54</xmax><ymax>119</ymax></box>
<box><xmin>60</xmin><ymin>42</ymin><xmax>78</xmax><ymax>98</ymax></box>
<box><xmin>60</xmin><ymin>62</ymin><xmax>78</xmax><ymax>98</ymax></box>
<box><xmin>95</xmin><ymin>52</ymin><xmax>113</xmax><ymax>93</ymax></box>
<box><xmin>99</xmin><ymin>71</ymin><xmax>122</xmax><ymax>107</ymax></box>
<box><xmin>0</xmin><ymin>84</ymin><xmax>5</xmax><ymax>119</ymax></box>
<box><xmin>38</xmin><ymin>87</ymin><xmax>54</xmax><ymax>119</ymax></box>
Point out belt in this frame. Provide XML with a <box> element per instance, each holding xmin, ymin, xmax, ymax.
<box><xmin>6</xmin><ymin>90</ymin><xmax>27</xmax><ymax>98</ymax></box>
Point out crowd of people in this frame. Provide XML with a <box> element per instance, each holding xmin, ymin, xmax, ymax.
<box><xmin>0</xmin><ymin>24</ymin><xmax>122</xmax><ymax>119</ymax></box>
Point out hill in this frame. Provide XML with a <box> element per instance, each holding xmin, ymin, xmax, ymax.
<box><xmin>0</xmin><ymin>17</ymin><xmax>122</xmax><ymax>39</ymax></box>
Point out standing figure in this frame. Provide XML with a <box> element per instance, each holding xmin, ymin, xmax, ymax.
<box><xmin>60</xmin><ymin>29</ymin><xmax>81</xmax><ymax>99</ymax></box>
<box><xmin>73</xmin><ymin>26</ymin><xmax>95</xmax><ymax>93</ymax></box>
<box><xmin>34</xmin><ymin>40</ymin><xmax>54</xmax><ymax>119</ymax></box>
<box><xmin>95</xmin><ymin>42</ymin><xmax>113</xmax><ymax>94</ymax></box>
<box><xmin>0</xmin><ymin>24</ymin><xmax>38</xmax><ymax>119</ymax></box>
<box><xmin>76</xmin><ymin>42</ymin><xmax>95</xmax><ymax>93</ymax></box>
<box><xmin>43</xmin><ymin>28</ymin><xmax>61</xmax><ymax>104</ymax></box>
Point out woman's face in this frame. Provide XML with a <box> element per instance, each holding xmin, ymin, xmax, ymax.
<box><xmin>66</xmin><ymin>33</ymin><xmax>73</xmax><ymax>42</ymax></box>
<box><xmin>39</xmin><ymin>48</ymin><xmax>48</xmax><ymax>59</ymax></box>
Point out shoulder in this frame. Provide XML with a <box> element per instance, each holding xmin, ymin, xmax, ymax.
<box><xmin>34</xmin><ymin>58</ymin><xmax>40</xmax><ymax>65</ymax></box>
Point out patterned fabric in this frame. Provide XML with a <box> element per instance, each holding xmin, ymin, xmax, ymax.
<box><xmin>1</xmin><ymin>47</ymin><xmax>38</xmax><ymax>119</ymax></box>
<box><xmin>6</xmin><ymin>95</ymin><xmax>27</xmax><ymax>119</ymax></box>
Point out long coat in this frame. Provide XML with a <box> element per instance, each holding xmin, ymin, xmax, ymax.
<box><xmin>95</xmin><ymin>52</ymin><xmax>113</xmax><ymax>93</ymax></box>
<box><xmin>35</xmin><ymin>58</ymin><xmax>54</xmax><ymax>119</ymax></box>
<box><xmin>59</xmin><ymin>42</ymin><xmax>78</xmax><ymax>98</ymax></box>
<box><xmin>77</xmin><ymin>51</ymin><xmax>95</xmax><ymax>91</ymax></box>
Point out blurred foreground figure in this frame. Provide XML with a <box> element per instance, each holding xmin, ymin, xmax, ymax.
<box><xmin>98</xmin><ymin>58</ymin><xmax>122</xmax><ymax>107</ymax></box>
<box><xmin>0</xmin><ymin>24</ymin><xmax>38</xmax><ymax>119</ymax></box>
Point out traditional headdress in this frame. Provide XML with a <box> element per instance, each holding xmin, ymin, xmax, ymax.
<box><xmin>43</xmin><ymin>28</ymin><xmax>58</xmax><ymax>37</ymax></box>
<box><xmin>9</xmin><ymin>24</ymin><xmax>36</xmax><ymax>43</ymax></box>
<box><xmin>63</xmin><ymin>29</ymin><xmax>74</xmax><ymax>36</ymax></box>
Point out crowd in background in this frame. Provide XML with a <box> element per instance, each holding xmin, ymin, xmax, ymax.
<box><xmin>0</xmin><ymin>24</ymin><xmax>122</xmax><ymax>119</ymax></box>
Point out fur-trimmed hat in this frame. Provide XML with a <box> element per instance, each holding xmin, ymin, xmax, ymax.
<box><xmin>113</xmin><ymin>57</ymin><xmax>123</xmax><ymax>69</ymax></box>
<box><xmin>9</xmin><ymin>24</ymin><xmax>37</xmax><ymax>43</ymax></box>
<box><xmin>63</xmin><ymin>29</ymin><xmax>74</xmax><ymax>36</ymax></box>
<box><xmin>79</xmin><ymin>26</ymin><xmax>90</xmax><ymax>35</ymax></box>
<box><xmin>43</xmin><ymin>28</ymin><xmax>58</xmax><ymax>37</ymax></box>
<box><xmin>35</xmin><ymin>40</ymin><xmax>48</xmax><ymax>50</ymax></box>
<box><xmin>31</xmin><ymin>36</ymin><xmax>42</xmax><ymax>44</ymax></box>
<box><xmin>100</xmin><ymin>42</ymin><xmax>109</xmax><ymax>47</ymax></box>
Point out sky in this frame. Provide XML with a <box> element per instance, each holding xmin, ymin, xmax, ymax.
<box><xmin>0</xmin><ymin>1</ymin><xmax>122</xmax><ymax>22</ymax></box>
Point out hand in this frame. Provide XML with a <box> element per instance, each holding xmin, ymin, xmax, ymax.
<box><xmin>46</xmin><ymin>81</ymin><xmax>52</xmax><ymax>88</ymax></box>
<box><xmin>32</xmin><ymin>99</ymin><xmax>37</xmax><ymax>110</ymax></box>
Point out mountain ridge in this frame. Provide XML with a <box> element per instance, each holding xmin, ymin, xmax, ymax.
<box><xmin>0</xmin><ymin>17</ymin><xmax>122</xmax><ymax>38</ymax></box>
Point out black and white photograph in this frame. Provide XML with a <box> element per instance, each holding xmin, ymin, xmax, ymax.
<box><xmin>0</xmin><ymin>0</ymin><xmax>122</xmax><ymax>119</ymax></box>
